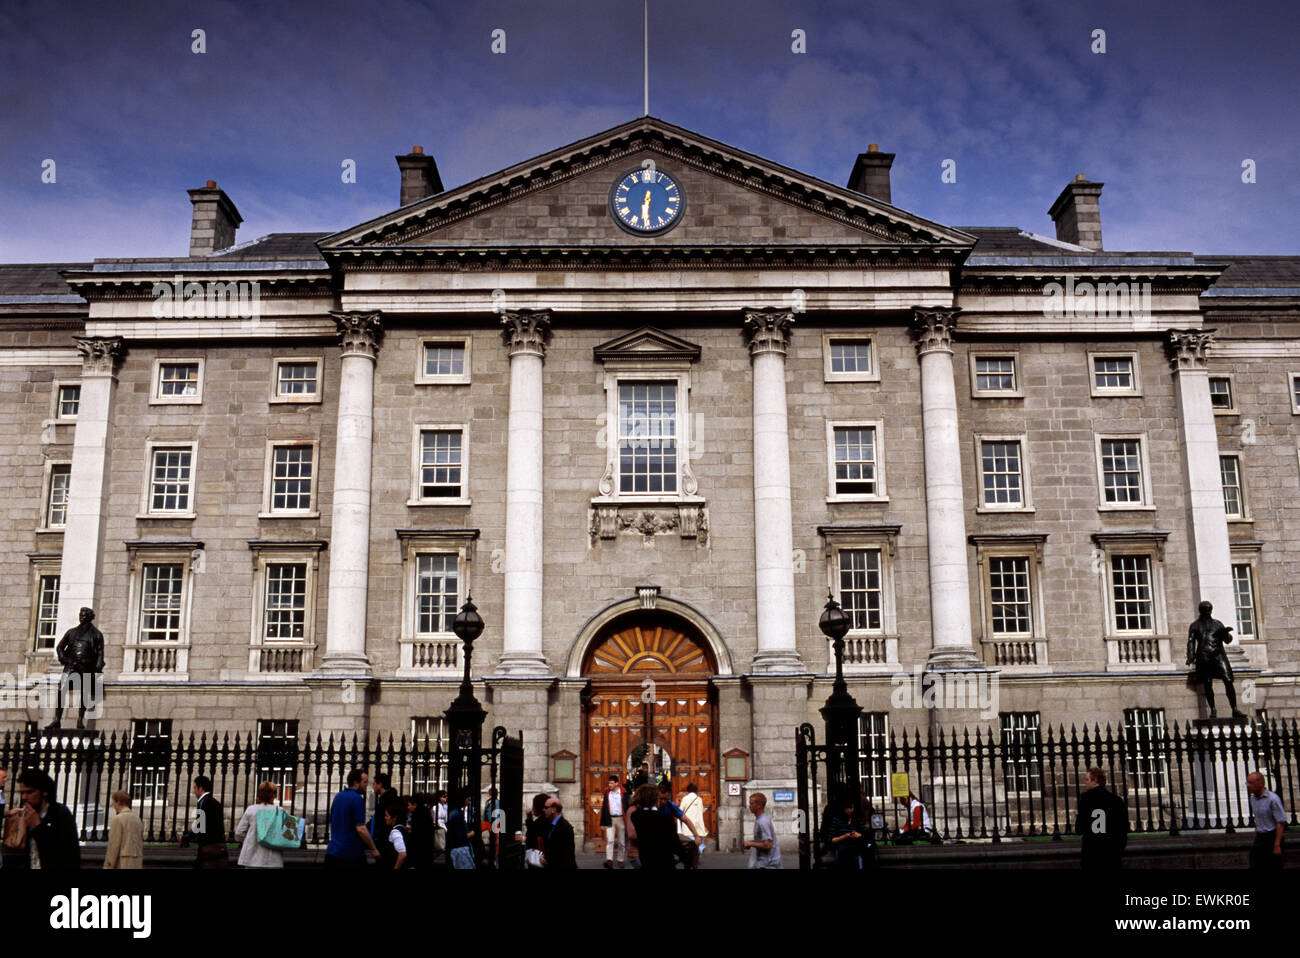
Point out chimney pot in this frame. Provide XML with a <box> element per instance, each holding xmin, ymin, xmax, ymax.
<box><xmin>187</xmin><ymin>181</ymin><xmax>242</xmax><ymax>256</ymax></box>
<box><xmin>396</xmin><ymin>146</ymin><xmax>443</xmax><ymax>207</ymax></box>
<box><xmin>847</xmin><ymin>144</ymin><xmax>895</xmax><ymax>204</ymax></box>
<box><xmin>1048</xmin><ymin>176</ymin><xmax>1104</xmax><ymax>250</ymax></box>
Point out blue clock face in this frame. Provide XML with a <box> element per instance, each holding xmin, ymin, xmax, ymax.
<box><xmin>609</xmin><ymin>167</ymin><xmax>683</xmax><ymax>236</ymax></box>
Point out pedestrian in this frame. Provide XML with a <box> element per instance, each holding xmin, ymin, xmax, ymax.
<box><xmin>406</xmin><ymin>793</ymin><xmax>435</xmax><ymax>870</ymax></box>
<box><xmin>104</xmin><ymin>789</ymin><xmax>144</xmax><ymax>869</ymax></box>
<box><xmin>324</xmin><ymin>769</ymin><xmax>380</xmax><ymax>869</ymax></box>
<box><xmin>433</xmin><ymin>789</ymin><xmax>449</xmax><ymax>860</ymax></box>
<box><xmin>1075</xmin><ymin>767</ymin><xmax>1129</xmax><ymax>869</ymax></box>
<box><xmin>233</xmin><ymin>781</ymin><xmax>286</xmax><ymax>869</ymax></box>
<box><xmin>743</xmin><ymin>792</ymin><xmax>781</xmax><ymax>869</ymax></box>
<box><xmin>540</xmin><ymin>796</ymin><xmax>577</xmax><ymax>869</ymax></box>
<box><xmin>631</xmin><ymin>763</ymin><xmax>650</xmax><ymax>790</ymax></box>
<box><xmin>657</xmin><ymin>781</ymin><xmax>703</xmax><ymax>868</ymax></box>
<box><xmin>16</xmin><ymin>768</ymin><xmax>80</xmax><ymax>870</ymax></box>
<box><xmin>894</xmin><ymin>791</ymin><xmax>933</xmax><ymax>843</ymax></box>
<box><xmin>378</xmin><ymin>799</ymin><xmax>410</xmax><ymax>870</ymax></box>
<box><xmin>447</xmin><ymin>790</ymin><xmax>477</xmax><ymax>870</ymax></box>
<box><xmin>1246</xmin><ymin>771</ymin><xmax>1287</xmax><ymax>869</ymax></box>
<box><xmin>677</xmin><ymin>782</ymin><xmax>708</xmax><ymax>860</ymax></box>
<box><xmin>369</xmin><ymin>772</ymin><xmax>395</xmax><ymax>866</ymax></box>
<box><xmin>482</xmin><ymin>786</ymin><xmax>502</xmax><ymax>833</ymax></box>
<box><xmin>600</xmin><ymin>773</ymin><xmax>626</xmax><ymax>869</ymax></box>
<box><xmin>188</xmin><ymin>775</ymin><xmax>229</xmax><ymax>868</ymax></box>
<box><xmin>628</xmin><ymin>784</ymin><xmax>678</xmax><ymax>871</ymax></box>
<box><xmin>823</xmin><ymin>789</ymin><xmax>871</xmax><ymax>869</ymax></box>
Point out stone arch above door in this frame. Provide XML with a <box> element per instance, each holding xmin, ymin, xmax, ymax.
<box><xmin>565</xmin><ymin>593</ymin><xmax>733</xmax><ymax>678</ymax></box>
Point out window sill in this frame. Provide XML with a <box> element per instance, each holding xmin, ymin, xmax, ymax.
<box><xmin>1091</xmin><ymin>390</ymin><xmax>1142</xmax><ymax>398</ymax></box>
<box><xmin>971</xmin><ymin>392</ymin><xmax>1025</xmax><ymax>400</ymax></box>
<box><xmin>406</xmin><ymin>498</ymin><xmax>472</xmax><ymax>507</ymax></box>
<box><xmin>269</xmin><ymin>396</ymin><xmax>322</xmax><ymax>405</ymax></box>
<box><xmin>590</xmin><ymin>494</ymin><xmax>705</xmax><ymax>507</ymax></box>
<box><xmin>135</xmin><ymin>513</ymin><xmax>197</xmax><ymax>521</ymax></box>
<box><xmin>148</xmin><ymin>397</ymin><xmax>203</xmax><ymax>406</ymax></box>
<box><xmin>826</xmin><ymin>496</ymin><xmax>889</xmax><ymax>505</ymax></box>
<box><xmin>1097</xmin><ymin>504</ymin><xmax>1156</xmax><ymax>513</ymax></box>
<box><xmin>35</xmin><ymin>525</ymin><xmax>66</xmax><ymax>534</ymax></box>
<box><xmin>258</xmin><ymin>511</ymin><xmax>321</xmax><ymax>520</ymax></box>
<box><xmin>1227</xmin><ymin>516</ymin><xmax>1254</xmax><ymax>524</ymax></box>
<box><xmin>414</xmin><ymin>378</ymin><xmax>472</xmax><ymax>387</ymax></box>
<box><xmin>975</xmin><ymin>506</ymin><xmax>1035</xmax><ymax>515</ymax></box>
<box><xmin>824</xmin><ymin>373</ymin><xmax>881</xmax><ymax>384</ymax></box>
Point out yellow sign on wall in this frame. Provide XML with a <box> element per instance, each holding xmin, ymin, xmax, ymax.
<box><xmin>891</xmin><ymin>772</ymin><xmax>910</xmax><ymax>798</ymax></box>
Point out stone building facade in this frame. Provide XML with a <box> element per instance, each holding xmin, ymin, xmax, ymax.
<box><xmin>1</xmin><ymin>118</ymin><xmax>1297</xmax><ymax>846</ymax></box>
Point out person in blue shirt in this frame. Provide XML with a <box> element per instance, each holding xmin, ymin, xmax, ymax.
<box><xmin>325</xmin><ymin>769</ymin><xmax>379</xmax><ymax>868</ymax></box>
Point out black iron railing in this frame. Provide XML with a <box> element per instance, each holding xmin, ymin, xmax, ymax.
<box><xmin>797</xmin><ymin>717</ymin><xmax>1300</xmax><ymax>869</ymax></box>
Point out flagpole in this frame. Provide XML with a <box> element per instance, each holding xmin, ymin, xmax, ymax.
<box><xmin>643</xmin><ymin>0</ymin><xmax>649</xmax><ymax>116</ymax></box>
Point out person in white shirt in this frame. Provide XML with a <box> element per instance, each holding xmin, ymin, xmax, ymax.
<box><xmin>234</xmin><ymin>781</ymin><xmax>286</xmax><ymax>868</ymax></box>
<box><xmin>678</xmin><ymin>782</ymin><xmax>707</xmax><ymax>853</ymax></box>
<box><xmin>602</xmin><ymin>774</ymin><xmax>626</xmax><ymax>869</ymax></box>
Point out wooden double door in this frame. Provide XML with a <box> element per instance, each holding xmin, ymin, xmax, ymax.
<box><xmin>581</xmin><ymin>617</ymin><xmax>718</xmax><ymax>847</ymax></box>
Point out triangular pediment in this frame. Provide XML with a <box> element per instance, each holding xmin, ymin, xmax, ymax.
<box><xmin>319</xmin><ymin>117</ymin><xmax>975</xmax><ymax>254</ymax></box>
<box><xmin>593</xmin><ymin>327</ymin><xmax>701</xmax><ymax>364</ymax></box>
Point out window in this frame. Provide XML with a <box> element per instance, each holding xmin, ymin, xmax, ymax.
<box><xmin>413</xmin><ymin>428</ymin><xmax>466</xmax><ymax>502</ymax></box>
<box><xmin>416</xmin><ymin>338</ymin><xmax>471</xmax><ymax>385</ymax></box>
<box><xmin>999</xmin><ymin>712</ymin><xmax>1042</xmax><ymax>793</ymax></box>
<box><xmin>150</xmin><ymin>359</ymin><xmax>204</xmax><ymax>404</ymax></box>
<box><xmin>54</xmin><ymin>383</ymin><xmax>80</xmax><ymax>420</ymax></box>
<box><xmin>129</xmin><ymin>719</ymin><xmax>172</xmax><ymax>803</ymax></box>
<box><xmin>1220</xmin><ymin>455</ymin><xmax>1246</xmax><ymax>518</ymax></box>
<box><xmin>1123</xmin><ymin>708</ymin><xmax>1168</xmax><ymax>791</ymax></box>
<box><xmin>145</xmin><ymin>444</ymin><xmax>196</xmax><ymax>515</ymax></box>
<box><xmin>1232</xmin><ymin>563</ymin><xmax>1258</xmax><ymax>639</ymax></box>
<box><xmin>411</xmin><ymin>717</ymin><xmax>449</xmax><ymax>794</ymax></box>
<box><xmin>827</xmin><ymin>422</ymin><xmax>886</xmax><ymax>500</ymax></box>
<box><xmin>256</xmin><ymin>720</ymin><xmax>299</xmax><ymax>794</ymax></box>
<box><xmin>33</xmin><ymin>573</ymin><xmax>59</xmax><ymax>650</ymax></box>
<box><xmin>838</xmin><ymin>548</ymin><xmax>882</xmax><ymax>631</ymax></box>
<box><xmin>988</xmin><ymin>557</ymin><xmax>1032</xmax><ymax>636</ymax></box>
<box><xmin>1291</xmin><ymin>373</ymin><xmax>1300</xmax><ymax>415</ymax></box>
<box><xmin>976</xmin><ymin>438</ymin><xmax>1030</xmax><ymax>510</ymax></box>
<box><xmin>264</xmin><ymin>443</ymin><xmax>316</xmax><ymax>514</ymax></box>
<box><xmin>415</xmin><ymin>554</ymin><xmax>458</xmax><ymax>636</ymax></box>
<box><xmin>271</xmin><ymin>358</ymin><xmax>322</xmax><ymax>403</ymax></box>
<box><xmin>858</xmin><ymin>713</ymin><xmax>890</xmax><ymax>802</ymax></box>
<box><xmin>43</xmin><ymin>462</ymin><xmax>71</xmax><ymax>528</ymax></box>
<box><xmin>1111</xmin><ymin>555</ymin><xmax>1155</xmax><ymax>632</ymax></box>
<box><xmin>970</xmin><ymin>354</ymin><xmax>1022</xmax><ymax>397</ymax></box>
<box><xmin>1096</xmin><ymin>436</ymin><xmax>1152</xmax><ymax>508</ymax></box>
<box><xmin>619</xmin><ymin>383</ymin><xmax>678</xmax><ymax>494</ymax></box>
<box><xmin>1090</xmin><ymin>353</ymin><xmax>1140</xmax><ymax>396</ymax></box>
<box><xmin>139</xmin><ymin>564</ymin><xmax>185</xmax><ymax>642</ymax></box>
<box><xmin>972</xmin><ymin>535</ymin><xmax>1047</xmax><ymax>666</ymax></box>
<box><xmin>1208</xmin><ymin>376</ymin><xmax>1235</xmax><ymax>413</ymax></box>
<box><xmin>264</xmin><ymin>563</ymin><xmax>308</xmax><ymax>640</ymax></box>
<box><xmin>823</xmin><ymin>335</ymin><xmax>879</xmax><ymax>383</ymax></box>
<box><xmin>248</xmin><ymin>541</ymin><xmax>322</xmax><ymax>673</ymax></box>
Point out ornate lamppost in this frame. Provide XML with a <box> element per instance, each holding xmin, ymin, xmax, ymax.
<box><xmin>818</xmin><ymin>593</ymin><xmax>863</xmax><ymax>794</ymax></box>
<box><xmin>445</xmin><ymin>594</ymin><xmax>487</xmax><ymax>816</ymax></box>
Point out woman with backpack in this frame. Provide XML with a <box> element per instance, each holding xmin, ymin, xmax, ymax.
<box><xmin>234</xmin><ymin>781</ymin><xmax>287</xmax><ymax>868</ymax></box>
<box><xmin>378</xmin><ymin>795</ymin><xmax>411</xmax><ymax>869</ymax></box>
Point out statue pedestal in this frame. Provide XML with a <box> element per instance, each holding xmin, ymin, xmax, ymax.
<box><xmin>1185</xmin><ymin>718</ymin><xmax>1253</xmax><ymax>831</ymax></box>
<box><xmin>31</xmin><ymin>728</ymin><xmax>110</xmax><ymax>841</ymax></box>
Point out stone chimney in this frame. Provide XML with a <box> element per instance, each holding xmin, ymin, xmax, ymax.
<box><xmin>396</xmin><ymin>146</ymin><xmax>443</xmax><ymax>207</ymax></box>
<box><xmin>1048</xmin><ymin>174</ymin><xmax>1104</xmax><ymax>250</ymax></box>
<box><xmin>187</xmin><ymin>180</ymin><xmax>242</xmax><ymax>256</ymax></box>
<box><xmin>847</xmin><ymin>144</ymin><xmax>895</xmax><ymax>204</ymax></box>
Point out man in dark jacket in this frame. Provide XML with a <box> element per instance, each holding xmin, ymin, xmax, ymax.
<box><xmin>540</xmin><ymin>797</ymin><xmax>577</xmax><ymax>869</ymax></box>
<box><xmin>17</xmin><ymin>768</ymin><xmax>80</xmax><ymax>869</ymax></box>
<box><xmin>188</xmin><ymin>775</ymin><xmax>229</xmax><ymax>868</ymax></box>
<box><xmin>1076</xmin><ymin>767</ymin><xmax>1129</xmax><ymax>869</ymax></box>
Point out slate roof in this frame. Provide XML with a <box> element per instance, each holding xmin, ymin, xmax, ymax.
<box><xmin>1197</xmin><ymin>256</ymin><xmax>1300</xmax><ymax>294</ymax></box>
<box><xmin>0</xmin><ymin>263</ymin><xmax>92</xmax><ymax>302</ymax></box>
<box><xmin>206</xmin><ymin>232</ymin><xmax>330</xmax><ymax>263</ymax></box>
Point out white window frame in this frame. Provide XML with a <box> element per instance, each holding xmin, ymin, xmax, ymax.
<box><xmin>822</xmin><ymin>333</ymin><xmax>880</xmax><ymax>384</ymax></box>
<box><xmin>28</xmin><ymin>555</ymin><xmax>61</xmax><ymax>655</ymax></box>
<box><xmin>1122</xmin><ymin>707</ymin><xmax>1169</xmax><ymax>793</ymax></box>
<box><xmin>1094</xmin><ymin>532</ymin><xmax>1171</xmax><ymax>670</ymax></box>
<box><xmin>1207</xmin><ymin>374</ymin><xmax>1237</xmax><ymax>415</ymax></box>
<box><xmin>140</xmin><ymin>441</ymin><xmax>198</xmax><ymax>518</ymax></box>
<box><xmin>599</xmin><ymin>371</ymin><xmax>698</xmax><ymax>504</ymax></box>
<box><xmin>971</xmin><ymin>535</ymin><xmax>1048</xmax><ymax>669</ymax></box>
<box><xmin>969</xmin><ymin>352</ymin><xmax>1023</xmax><ymax>399</ymax></box>
<box><xmin>39</xmin><ymin>459</ymin><xmax>72</xmax><ymax>531</ymax></box>
<box><xmin>261</xmin><ymin>440</ymin><xmax>320</xmax><ymax>518</ymax></box>
<box><xmin>1095</xmin><ymin>434</ymin><xmax>1155</xmax><ymax>510</ymax></box>
<box><xmin>1088</xmin><ymin>351</ymin><xmax>1141</xmax><ymax>397</ymax></box>
<box><xmin>51</xmin><ymin>380</ymin><xmax>81</xmax><ymax>422</ymax></box>
<box><xmin>999</xmin><ymin>711</ymin><xmax>1044</xmax><ymax>795</ymax></box>
<box><xmin>1230</xmin><ymin>558</ymin><xmax>1261</xmax><ymax>642</ymax></box>
<box><xmin>1289</xmin><ymin>371</ymin><xmax>1300</xmax><ymax>415</ymax></box>
<box><xmin>269</xmin><ymin>356</ymin><xmax>323</xmax><ymax>404</ymax></box>
<box><xmin>409</xmin><ymin>424</ymin><xmax>470</xmax><ymax>506</ymax></box>
<box><xmin>1219</xmin><ymin>453</ymin><xmax>1250</xmax><ymax>521</ymax></box>
<box><xmin>123</xmin><ymin>543</ymin><xmax>198</xmax><ymax>679</ymax></box>
<box><xmin>128</xmin><ymin>718</ymin><xmax>174</xmax><ymax>805</ymax></box>
<box><xmin>247</xmin><ymin>541</ymin><xmax>323</xmax><ymax>674</ymax></box>
<box><xmin>149</xmin><ymin>358</ymin><xmax>205</xmax><ymax>405</ymax></box>
<box><xmin>826</xmin><ymin>420</ymin><xmax>888</xmax><ymax>503</ymax></box>
<box><xmin>397</xmin><ymin>530</ymin><xmax>476</xmax><ymax>676</ymax></box>
<box><xmin>820</xmin><ymin>524</ymin><xmax>900</xmax><ymax>671</ymax></box>
<box><xmin>974</xmin><ymin>435</ymin><xmax>1033</xmax><ymax>512</ymax></box>
<box><xmin>416</xmin><ymin>336</ymin><xmax>472</xmax><ymax>386</ymax></box>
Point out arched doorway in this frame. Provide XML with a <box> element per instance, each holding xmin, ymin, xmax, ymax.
<box><xmin>580</xmin><ymin>612</ymin><xmax>719</xmax><ymax>849</ymax></box>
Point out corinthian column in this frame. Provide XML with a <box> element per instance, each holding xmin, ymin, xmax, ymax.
<box><xmin>910</xmin><ymin>307</ymin><xmax>980</xmax><ymax>670</ymax></box>
<box><xmin>1167</xmin><ymin>329</ymin><xmax>1240</xmax><ymax>646</ymax></box>
<box><xmin>744</xmin><ymin>308</ymin><xmax>803</xmax><ymax>673</ymax></box>
<box><xmin>494</xmin><ymin>310</ymin><xmax>552</xmax><ymax>675</ymax></box>
<box><xmin>320</xmin><ymin>311</ymin><xmax>382</xmax><ymax>675</ymax></box>
<box><xmin>56</xmin><ymin>336</ymin><xmax>125</xmax><ymax>636</ymax></box>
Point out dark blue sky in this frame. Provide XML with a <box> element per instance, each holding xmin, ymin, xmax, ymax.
<box><xmin>3</xmin><ymin>0</ymin><xmax>1297</xmax><ymax>261</ymax></box>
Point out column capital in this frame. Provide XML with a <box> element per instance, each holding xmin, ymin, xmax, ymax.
<box><xmin>331</xmin><ymin>311</ymin><xmax>384</xmax><ymax>359</ymax></box>
<box><xmin>1166</xmin><ymin>328</ymin><xmax>1216</xmax><ymax>371</ymax></box>
<box><xmin>501</xmin><ymin>309</ymin><xmax>553</xmax><ymax>359</ymax></box>
<box><xmin>742</xmin><ymin>308</ymin><xmax>795</xmax><ymax>358</ymax></box>
<box><xmin>909</xmin><ymin>307</ymin><xmax>960</xmax><ymax>356</ymax></box>
<box><xmin>72</xmin><ymin>336</ymin><xmax>126</xmax><ymax>376</ymax></box>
